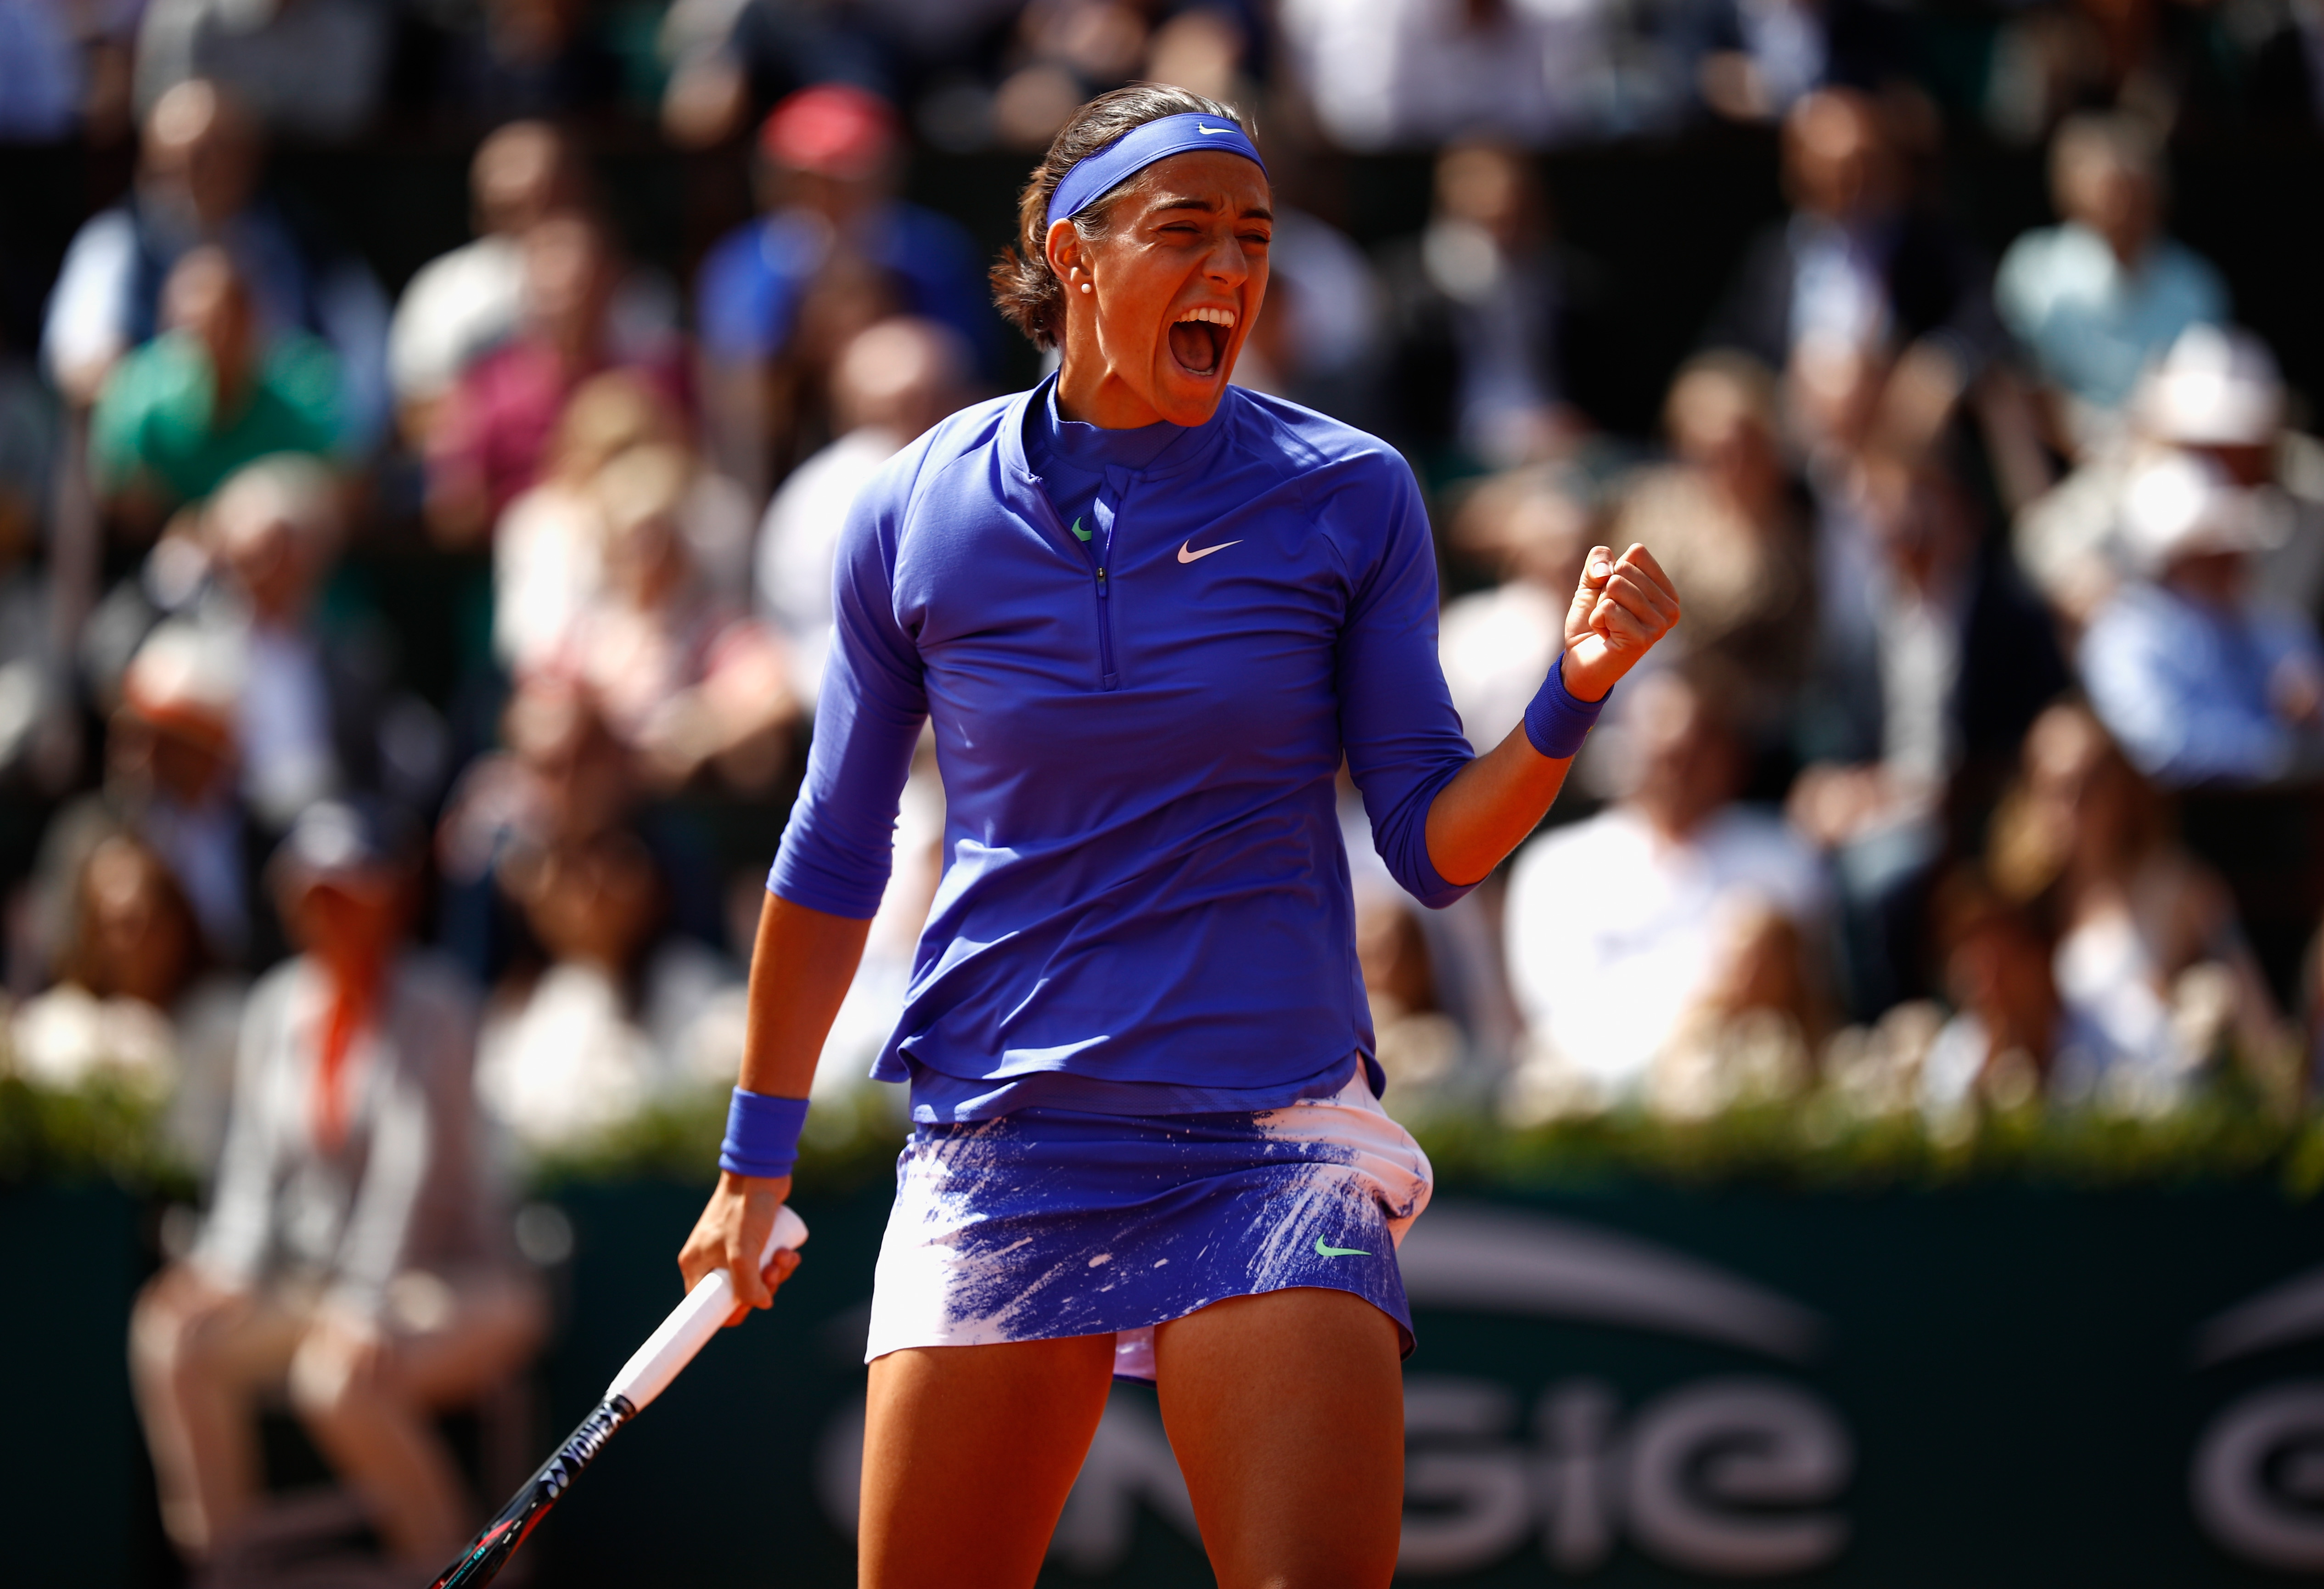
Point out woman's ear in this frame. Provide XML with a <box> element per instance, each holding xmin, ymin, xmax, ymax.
<box><xmin>1044</xmin><ymin>217</ymin><xmax>1083</xmax><ymax>287</ymax></box>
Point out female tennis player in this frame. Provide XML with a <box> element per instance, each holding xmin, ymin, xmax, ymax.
<box><xmin>679</xmin><ymin>85</ymin><xmax>1679</xmax><ymax>1587</ymax></box>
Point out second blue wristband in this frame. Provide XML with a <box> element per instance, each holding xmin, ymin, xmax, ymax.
<box><xmin>1523</xmin><ymin>651</ymin><xmax>1609</xmax><ymax>760</ymax></box>
<box><xmin>719</xmin><ymin>1088</ymin><xmax>810</xmax><ymax>1179</ymax></box>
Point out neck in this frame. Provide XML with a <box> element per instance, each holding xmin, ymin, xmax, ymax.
<box><xmin>208</xmin><ymin>357</ymin><xmax>253</xmax><ymax>423</ymax></box>
<box><xmin>321</xmin><ymin>951</ymin><xmax>387</xmax><ymax>1005</ymax></box>
<box><xmin>1635</xmin><ymin>794</ymin><xmax>1711</xmax><ymax>845</ymax></box>
<box><xmin>1054</xmin><ymin>345</ymin><xmax>1166</xmax><ymax>429</ymax></box>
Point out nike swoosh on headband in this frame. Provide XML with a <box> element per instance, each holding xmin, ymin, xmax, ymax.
<box><xmin>1045</xmin><ymin>112</ymin><xmax>1267</xmax><ymax>227</ymax></box>
<box><xmin>1178</xmin><ymin>539</ymin><xmax>1241</xmax><ymax>563</ymax></box>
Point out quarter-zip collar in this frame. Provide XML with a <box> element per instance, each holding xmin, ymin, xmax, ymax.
<box><xmin>1002</xmin><ymin>371</ymin><xmax>1244</xmax><ymax>494</ymax></box>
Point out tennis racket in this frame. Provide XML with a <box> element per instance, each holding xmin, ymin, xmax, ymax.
<box><xmin>428</xmin><ymin>1204</ymin><xmax>810</xmax><ymax>1588</ymax></box>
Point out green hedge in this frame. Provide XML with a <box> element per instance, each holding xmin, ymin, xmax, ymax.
<box><xmin>11</xmin><ymin>1070</ymin><xmax>2324</xmax><ymax>1200</ymax></box>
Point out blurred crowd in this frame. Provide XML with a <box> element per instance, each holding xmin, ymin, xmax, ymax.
<box><xmin>2</xmin><ymin>0</ymin><xmax>2324</xmax><ymax>1576</ymax></box>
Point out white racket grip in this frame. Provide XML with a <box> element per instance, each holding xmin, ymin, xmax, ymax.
<box><xmin>604</xmin><ymin>1204</ymin><xmax>809</xmax><ymax>1411</ymax></box>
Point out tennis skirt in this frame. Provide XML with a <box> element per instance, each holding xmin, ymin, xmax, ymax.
<box><xmin>864</xmin><ymin>1070</ymin><xmax>1434</xmax><ymax>1381</ymax></box>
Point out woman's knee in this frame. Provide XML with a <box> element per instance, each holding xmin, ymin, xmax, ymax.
<box><xmin>129</xmin><ymin>1267</ymin><xmax>224</xmax><ymax>1384</ymax></box>
<box><xmin>286</xmin><ymin>1317</ymin><xmax>382</xmax><ymax>1430</ymax></box>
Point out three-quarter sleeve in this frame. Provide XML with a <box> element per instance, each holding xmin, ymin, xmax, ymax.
<box><xmin>766</xmin><ymin>460</ymin><xmax>930</xmax><ymax>918</ymax></box>
<box><xmin>1329</xmin><ymin>453</ymin><xmax>1479</xmax><ymax>910</ymax></box>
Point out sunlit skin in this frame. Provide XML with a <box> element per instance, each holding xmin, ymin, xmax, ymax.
<box><xmin>675</xmin><ymin>128</ymin><xmax>1679</xmax><ymax>1589</ymax></box>
<box><xmin>1044</xmin><ymin>148</ymin><xmax>1272</xmax><ymax>428</ymax></box>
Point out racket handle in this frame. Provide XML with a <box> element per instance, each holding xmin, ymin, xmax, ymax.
<box><xmin>604</xmin><ymin>1204</ymin><xmax>808</xmax><ymax>1411</ymax></box>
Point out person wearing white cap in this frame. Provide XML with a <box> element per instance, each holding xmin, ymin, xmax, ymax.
<box><xmin>2079</xmin><ymin>451</ymin><xmax>2324</xmax><ymax>786</ymax></box>
<box><xmin>2015</xmin><ymin>324</ymin><xmax>2324</xmax><ymax>626</ymax></box>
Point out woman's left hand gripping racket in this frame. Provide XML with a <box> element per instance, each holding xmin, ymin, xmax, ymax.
<box><xmin>428</xmin><ymin>1205</ymin><xmax>809</xmax><ymax>1588</ymax></box>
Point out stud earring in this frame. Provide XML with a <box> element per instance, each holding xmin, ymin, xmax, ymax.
<box><xmin>1080</xmin><ymin>282</ymin><xmax>1093</xmax><ymax>294</ymax></box>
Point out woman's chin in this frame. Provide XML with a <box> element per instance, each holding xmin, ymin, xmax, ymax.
<box><xmin>1153</xmin><ymin>357</ymin><xmax>1230</xmax><ymax>423</ymax></box>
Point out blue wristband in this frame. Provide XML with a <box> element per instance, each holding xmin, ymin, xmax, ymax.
<box><xmin>719</xmin><ymin>1088</ymin><xmax>810</xmax><ymax>1179</ymax></box>
<box><xmin>1523</xmin><ymin>651</ymin><xmax>1609</xmax><ymax>760</ymax></box>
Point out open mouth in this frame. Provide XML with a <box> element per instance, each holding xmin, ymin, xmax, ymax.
<box><xmin>1168</xmin><ymin>305</ymin><xmax>1235</xmax><ymax>378</ymax></box>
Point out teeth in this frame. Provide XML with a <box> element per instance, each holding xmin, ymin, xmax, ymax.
<box><xmin>1178</xmin><ymin>306</ymin><xmax>1236</xmax><ymax>327</ymax></box>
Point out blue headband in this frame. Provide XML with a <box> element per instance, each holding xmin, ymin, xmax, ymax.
<box><xmin>1044</xmin><ymin>112</ymin><xmax>1267</xmax><ymax>230</ymax></box>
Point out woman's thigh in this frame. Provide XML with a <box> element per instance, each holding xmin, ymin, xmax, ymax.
<box><xmin>1153</xmin><ymin>1287</ymin><xmax>1405</xmax><ymax>1589</ymax></box>
<box><xmin>392</xmin><ymin>1270</ymin><xmax>550</xmax><ymax>1407</ymax></box>
<box><xmin>859</xmin><ymin>1333</ymin><xmax>1118</xmax><ymax>1589</ymax></box>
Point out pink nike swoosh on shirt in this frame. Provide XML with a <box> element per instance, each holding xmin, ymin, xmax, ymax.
<box><xmin>1178</xmin><ymin>539</ymin><xmax>1241</xmax><ymax>563</ymax></box>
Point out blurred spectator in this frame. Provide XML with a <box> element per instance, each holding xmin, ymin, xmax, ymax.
<box><xmin>1353</xmin><ymin>871</ymin><xmax>1471</xmax><ymax>1110</ymax></box>
<box><xmin>424</xmin><ymin>212</ymin><xmax>686</xmax><ymax>546</ymax></box>
<box><xmin>1437</xmin><ymin>463</ymin><xmax>1593</xmax><ymax>755</ymax></box>
<box><xmin>1710</xmin><ymin>90</ymin><xmax>2000</xmax><ymax>434</ymax></box>
<box><xmin>987</xmin><ymin>0</ymin><xmax>1164</xmax><ymax>151</ymax></box>
<box><xmin>434</xmin><ymin>672</ymin><xmax>640</xmax><ymax>978</ymax></box>
<box><xmin>1610</xmin><ymin>352</ymin><xmax>1815</xmax><ymax>723</ymax></box>
<box><xmin>1988</xmin><ymin>702</ymin><xmax>2287</xmax><ymax>1109</ymax></box>
<box><xmin>1280</xmin><ymin>0</ymin><xmax>1614</xmax><ymax>151</ymax></box>
<box><xmin>567</xmin><ymin>442</ymin><xmax>798</xmax><ymax>792</ymax></box>
<box><xmin>128</xmin><ymin>800</ymin><xmax>543</xmax><ymax>1571</ymax></box>
<box><xmin>1982</xmin><ymin>0</ymin><xmax>2242</xmax><ymax>145</ymax></box>
<box><xmin>88</xmin><ymin>246</ymin><xmax>341</xmax><ymax>531</ymax></box>
<box><xmin>0</xmin><ymin>0</ymin><xmax>90</xmax><ymax>140</ymax></box>
<box><xmin>2015</xmin><ymin>324</ymin><xmax>2324</xmax><ymax>628</ymax></box>
<box><xmin>2079</xmin><ymin>451</ymin><xmax>2324</xmax><ymax>787</ymax></box>
<box><xmin>494</xmin><ymin>369</ymin><xmax>679</xmax><ymax>679</ymax></box>
<box><xmin>203</xmin><ymin>452</ymin><xmax>448</xmax><ymax>824</ymax></box>
<box><xmin>42</xmin><ymin>80</ymin><xmax>389</xmax><ymax>441</ymax></box>
<box><xmin>756</xmin><ymin>316</ymin><xmax>971</xmax><ymax>699</ymax></box>
<box><xmin>439</xmin><ymin>0</ymin><xmax>622</xmax><ymax>124</ymax></box>
<box><xmin>134</xmin><ymin>0</ymin><xmax>390</xmax><ymax>141</ymax></box>
<box><xmin>36</xmin><ymin>621</ymin><xmax>252</xmax><ymax>965</ymax></box>
<box><xmin>0</xmin><ymin>358</ymin><xmax>70</xmax><ymax>796</ymax></box>
<box><xmin>1913</xmin><ymin>869</ymin><xmax>2071</xmax><ymax>1119</ymax></box>
<box><xmin>1694</xmin><ymin>0</ymin><xmax>1829</xmax><ymax>123</ymax></box>
<box><xmin>1147</xmin><ymin>6</ymin><xmax>1261</xmax><ymax>107</ymax></box>
<box><xmin>10</xmin><ymin>833</ymin><xmax>244</xmax><ymax>1174</ymax></box>
<box><xmin>476</xmin><ymin>826</ymin><xmax>742</xmax><ymax>1154</ymax></box>
<box><xmin>1504</xmin><ymin>665</ymin><xmax>1830</xmax><ymax>1113</ymax></box>
<box><xmin>1994</xmin><ymin>113</ymin><xmax>2227</xmax><ymax>445</ymax></box>
<box><xmin>1337</xmin><ymin>762</ymin><xmax>1521</xmax><ymax>1107</ymax></box>
<box><xmin>391</xmin><ymin>124</ymin><xmax>674</xmax><ymax>447</ymax></box>
<box><xmin>202</xmin><ymin>453</ymin><xmax>347</xmax><ymax>824</ymax></box>
<box><xmin>389</xmin><ymin>121</ymin><xmax>580</xmax><ymax>437</ymax></box>
<box><xmin>695</xmin><ymin>85</ymin><xmax>992</xmax><ymax>493</ymax></box>
<box><xmin>1376</xmin><ymin>140</ymin><xmax>1588</xmax><ymax>471</ymax></box>
<box><xmin>1791</xmin><ymin>446</ymin><xmax>2068</xmax><ymax>1015</ymax></box>
<box><xmin>658</xmin><ymin>0</ymin><xmax>904</xmax><ymax>148</ymax></box>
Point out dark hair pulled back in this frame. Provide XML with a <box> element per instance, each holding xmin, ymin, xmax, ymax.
<box><xmin>989</xmin><ymin>84</ymin><xmax>1252</xmax><ymax>352</ymax></box>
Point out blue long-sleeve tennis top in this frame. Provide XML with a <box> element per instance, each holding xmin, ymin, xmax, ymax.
<box><xmin>768</xmin><ymin>375</ymin><xmax>1480</xmax><ymax>1120</ymax></box>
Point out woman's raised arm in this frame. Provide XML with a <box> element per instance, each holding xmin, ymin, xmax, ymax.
<box><xmin>1424</xmin><ymin>542</ymin><xmax>1681</xmax><ymax>887</ymax></box>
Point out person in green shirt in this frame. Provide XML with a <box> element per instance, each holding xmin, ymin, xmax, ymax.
<box><xmin>90</xmin><ymin>246</ymin><xmax>341</xmax><ymax>528</ymax></box>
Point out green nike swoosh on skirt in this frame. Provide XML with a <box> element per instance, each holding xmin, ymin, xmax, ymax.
<box><xmin>1315</xmin><ymin>1238</ymin><xmax>1371</xmax><ymax>1257</ymax></box>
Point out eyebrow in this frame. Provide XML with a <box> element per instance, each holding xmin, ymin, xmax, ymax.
<box><xmin>1148</xmin><ymin>194</ymin><xmax>1274</xmax><ymax>222</ymax></box>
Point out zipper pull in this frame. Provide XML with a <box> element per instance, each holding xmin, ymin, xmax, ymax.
<box><xmin>1096</xmin><ymin>566</ymin><xmax>1107</xmax><ymax>596</ymax></box>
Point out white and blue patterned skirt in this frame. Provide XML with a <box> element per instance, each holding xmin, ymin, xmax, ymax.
<box><xmin>864</xmin><ymin>1071</ymin><xmax>1434</xmax><ymax>1380</ymax></box>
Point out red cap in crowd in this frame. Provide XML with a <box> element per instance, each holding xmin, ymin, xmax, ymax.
<box><xmin>759</xmin><ymin>84</ymin><xmax>899</xmax><ymax>180</ymax></box>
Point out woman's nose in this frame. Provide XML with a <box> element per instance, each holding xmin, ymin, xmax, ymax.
<box><xmin>1203</xmin><ymin>233</ymin><xmax>1250</xmax><ymax>284</ymax></box>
